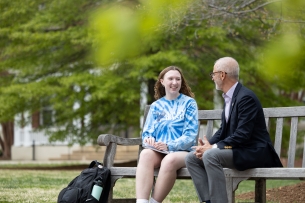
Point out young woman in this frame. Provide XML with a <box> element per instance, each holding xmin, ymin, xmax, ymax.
<box><xmin>136</xmin><ymin>66</ymin><xmax>198</xmax><ymax>203</ymax></box>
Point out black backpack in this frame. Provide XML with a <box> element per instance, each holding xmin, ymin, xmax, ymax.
<box><xmin>57</xmin><ymin>160</ymin><xmax>111</xmax><ymax>203</ymax></box>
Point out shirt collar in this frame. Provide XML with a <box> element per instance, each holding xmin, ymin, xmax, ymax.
<box><xmin>222</xmin><ymin>82</ymin><xmax>238</xmax><ymax>100</ymax></box>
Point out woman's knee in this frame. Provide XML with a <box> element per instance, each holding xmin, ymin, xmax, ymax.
<box><xmin>139</xmin><ymin>149</ymin><xmax>162</xmax><ymax>165</ymax></box>
<box><xmin>161</xmin><ymin>153</ymin><xmax>186</xmax><ymax>171</ymax></box>
<box><xmin>161</xmin><ymin>156</ymin><xmax>176</xmax><ymax>170</ymax></box>
<box><xmin>139</xmin><ymin>148</ymin><xmax>154</xmax><ymax>157</ymax></box>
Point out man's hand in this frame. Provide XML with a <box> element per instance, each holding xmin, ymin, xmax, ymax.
<box><xmin>192</xmin><ymin>136</ymin><xmax>212</xmax><ymax>159</ymax></box>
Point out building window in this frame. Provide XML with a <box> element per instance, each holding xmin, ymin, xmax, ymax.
<box><xmin>40</xmin><ymin>107</ymin><xmax>54</xmax><ymax>127</ymax></box>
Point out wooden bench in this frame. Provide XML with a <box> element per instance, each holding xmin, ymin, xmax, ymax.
<box><xmin>97</xmin><ymin>106</ymin><xmax>305</xmax><ymax>203</ymax></box>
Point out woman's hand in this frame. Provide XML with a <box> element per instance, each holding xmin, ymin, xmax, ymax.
<box><xmin>153</xmin><ymin>142</ymin><xmax>168</xmax><ymax>151</ymax></box>
<box><xmin>144</xmin><ymin>137</ymin><xmax>155</xmax><ymax>146</ymax></box>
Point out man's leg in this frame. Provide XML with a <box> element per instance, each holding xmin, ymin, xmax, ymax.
<box><xmin>203</xmin><ymin>148</ymin><xmax>234</xmax><ymax>203</ymax></box>
<box><xmin>185</xmin><ymin>152</ymin><xmax>210</xmax><ymax>202</ymax></box>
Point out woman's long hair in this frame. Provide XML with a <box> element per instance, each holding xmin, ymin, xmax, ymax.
<box><xmin>154</xmin><ymin>66</ymin><xmax>195</xmax><ymax>100</ymax></box>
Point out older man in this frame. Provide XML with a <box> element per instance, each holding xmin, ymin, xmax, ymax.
<box><xmin>185</xmin><ymin>57</ymin><xmax>282</xmax><ymax>203</ymax></box>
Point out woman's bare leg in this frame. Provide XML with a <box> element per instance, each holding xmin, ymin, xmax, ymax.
<box><xmin>152</xmin><ymin>151</ymin><xmax>188</xmax><ymax>202</ymax></box>
<box><xmin>136</xmin><ymin>149</ymin><xmax>165</xmax><ymax>199</ymax></box>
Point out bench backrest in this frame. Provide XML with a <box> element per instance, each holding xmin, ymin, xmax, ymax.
<box><xmin>144</xmin><ymin>106</ymin><xmax>305</xmax><ymax>168</ymax></box>
<box><xmin>197</xmin><ymin>106</ymin><xmax>305</xmax><ymax>168</ymax></box>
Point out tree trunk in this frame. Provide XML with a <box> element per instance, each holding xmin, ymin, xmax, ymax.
<box><xmin>0</xmin><ymin>121</ymin><xmax>14</xmax><ymax>159</ymax></box>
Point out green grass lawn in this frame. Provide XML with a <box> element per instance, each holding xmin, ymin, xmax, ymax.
<box><xmin>113</xmin><ymin>178</ymin><xmax>302</xmax><ymax>203</ymax></box>
<box><xmin>0</xmin><ymin>169</ymin><xmax>301</xmax><ymax>203</ymax></box>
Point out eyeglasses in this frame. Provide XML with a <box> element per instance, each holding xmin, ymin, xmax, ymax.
<box><xmin>209</xmin><ymin>71</ymin><xmax>227</xmax><ymax>78</ymax></box>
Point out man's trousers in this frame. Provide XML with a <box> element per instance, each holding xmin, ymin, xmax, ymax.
<box><xmin>185</xmin><ymin>148</ymin><xmax>235</xmax><ymax>203</ymax></box>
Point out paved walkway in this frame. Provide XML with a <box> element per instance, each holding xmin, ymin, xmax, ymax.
<box><xmin>0</xmin><ymin>159</ymin><xmax>137</xmax><ymax>167</ymax></box>
<box><xmin>0</xmin><ymin>160</ymin><xmax>91</xmax><ymax>165</ymax></box>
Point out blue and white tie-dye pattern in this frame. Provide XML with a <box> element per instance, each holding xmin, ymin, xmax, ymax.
<box><xmin>142</xmin><ymin>94</ymin><xmax>198</xmax><ymax>152</ymax></box>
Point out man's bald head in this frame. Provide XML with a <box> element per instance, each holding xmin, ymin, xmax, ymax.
<box><xmin>214</xmin><ymin>57</ymin><xmax>239</xmax><ymax>81</ymax></box>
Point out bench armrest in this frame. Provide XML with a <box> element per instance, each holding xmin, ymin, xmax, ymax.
<box><xmin>97</xmin><ymin>134</ymin><xmax>142</xmax><ymax>167</ymax></box>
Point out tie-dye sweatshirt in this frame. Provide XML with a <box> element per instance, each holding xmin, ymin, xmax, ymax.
<box><xmin>142</xmin><ymin>93</ymin><xmax>198</xmax><ymax>152</ymax></box>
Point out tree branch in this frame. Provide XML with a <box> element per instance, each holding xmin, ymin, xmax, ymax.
<box><xmin>240</xmin><ymin>0</ymin><xmax>257</xmax><ymax>9</ymax></box>
<box><xmin>208</xmin><ymin>0</ymin><xmax>282</xmax><ymax>15</ymax></box>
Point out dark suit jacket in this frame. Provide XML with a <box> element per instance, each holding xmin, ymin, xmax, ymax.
<box><xmin>209</xmin><ymin>83</ymin><xmax>283</xmax><ymax>171</ymax></box>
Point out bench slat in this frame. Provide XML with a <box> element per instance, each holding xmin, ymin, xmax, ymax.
<box><xmin>198</xmin><ymin>109</ymin><xmax>222</xmax><ymax>119</ymax></box>
<box><xmin>198</xmin><ymin>106</ymin><xmax>305</xmax><ymax>119</ymax></box>
<box><xmin>111</xmin><ymin>167</ymin><xmax>305</xmax><ymax>179</ymax></box>
<box><xmin>110</xmin><ymin>167</ymin><xmax>191</xmax><ymax>177</ymax></box>
<box><xmin>263</xmin><ymin>106</ymin><xmax>305</xmax><ymax>117</ymax></box>
<box><xmin>274</xmin><ymin>117</ymin><xmax>283</xmax><ymax>157</ymax></box>
<box><xmin>303</xmin><ymin>136</ymin><xmax>305</xmax><ymax>168</ymax></box>
<box><xmin>224</xmin><ymin>168</ymin><xmax>305</xmax><ymax>178</ymax></box>
<box><xmin>287</xmin><ymin>117</ymin><xmax>298</xmax><ymax>167</ymax></box>
<box><xmin>265</xmin><ymin>117</ymin><xmax>270</xmax><ymax>132</ymax></box>
<box><xmin>206</xmin><ymin>120</ymin><xmax>214</xmax><ymax>139</ymax></box>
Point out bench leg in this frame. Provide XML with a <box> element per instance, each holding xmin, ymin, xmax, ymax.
<box><xmin>107</xmin><ymin>188</ymin><xmax>114</xmax><ymax>203</ymax></box>
<box><xmin>226</xmin><ymin>177</ymin><xmax>234</xmax><ymax>203</ymax></box>
<box><xmin>107</xmin><ymin>176</ymin><xmax>123</xmax><ymax>203</ymax></box>
<box><xmin>108</xmin><ymin>176</ymin><xmax>137</xmax><ymax>203</ymax></box>
<box><xmin>255</xmin><ymin>178</ymin><xmax>266</xmax><ymax>203</ymax></box>
<box><xmin>226</xmin><ymin>177</ymin><xmax>249</xmax><ymax>203</ymax></box>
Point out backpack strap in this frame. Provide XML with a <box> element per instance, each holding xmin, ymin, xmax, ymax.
<box><xmin>88</xmin><ymin>160</ymin><xmax>102</xmax><ymax>168</ymax></box>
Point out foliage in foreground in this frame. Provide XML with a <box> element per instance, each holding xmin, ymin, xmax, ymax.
<box><xmin>1</xmin><ymin>0</ymin><xmax>305</xmax><ymax>148</ymax></box>
<box><xmin>0</xmin><ymin>169</ymin><xmax>302</xmax><ymax>203</ymax></box>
